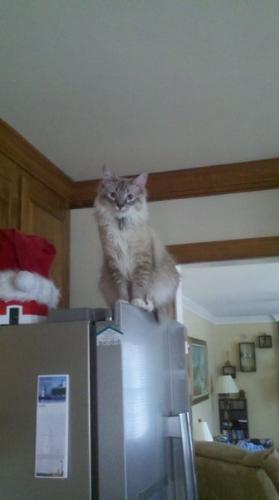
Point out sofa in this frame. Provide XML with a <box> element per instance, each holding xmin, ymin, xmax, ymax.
<box><xmin>195</xmin><ymin>441</ymin><xmax>279</xmax><ymax>500</ymax></box>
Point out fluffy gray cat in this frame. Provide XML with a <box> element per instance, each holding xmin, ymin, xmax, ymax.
<box><xmin>94</xmin><ymin>166</ymin><xmax>180</xmax><ymax>316</ymax></box>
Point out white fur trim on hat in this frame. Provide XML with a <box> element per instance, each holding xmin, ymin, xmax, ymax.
<box><xmin>0</xmin><ymin>270</ymin><xmax>60</xmax><ymax>309</ymax></box>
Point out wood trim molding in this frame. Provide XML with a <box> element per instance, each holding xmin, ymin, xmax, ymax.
<box><xmin>2</xmin><ymin>118</ymin><xmax>279</xmax><ymax>207</ymax></box>
<box><xmin>71</xmin><ymin>179</ymin><xmax>99</xmax><ymax>209</ymax></box>
<box><xmin>167</xmin><ymin>236</ymin><xmax>279</xmax><ymax>264</ymax></box>
<box><xmin>70</xmin><ymin>158</ymin><xmax>279</xmax><ymax>208</ymax></box>
<box><xmin>0</xmin><ymin>119</ymin><xmax>74</xmax><ymax>200</ymax></box>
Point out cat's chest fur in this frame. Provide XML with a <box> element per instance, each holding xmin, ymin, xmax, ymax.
<box><xmin>103</xmin><ymin>223</ymin><xmax>149</xmax><ymax>277</ymax></box>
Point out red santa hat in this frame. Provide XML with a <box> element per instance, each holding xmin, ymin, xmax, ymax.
<box><xmin>0</xmin><ymin>228</ymin><xmax>56</xmax><ymax>276</ymax></box>
<box><xmin>0</xmin><ymin>229</ymin><xmax>60</xmax><ymax>310</ymax></box>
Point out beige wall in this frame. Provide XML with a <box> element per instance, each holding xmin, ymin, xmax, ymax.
<box><xmin>214</xmin><ymin>321</ymin><xmax>279</xmax><ymax>447</ymax></box>
<box><xmin>183</xmin><ymin>308</ymin><xmax>279</xmax><ymax>447</ymax></box>
<box><xmin>70</xmin><ymin>189</ymin><xmax>279</xmax><ymax>307</ymax></box>
<box><xmin>71</xmin><ymin>207</ymin><xmax>104</xmax><ymax>308</ymax></box>
<box><xmin>183</xmin><ymin>309</ymin><xmax>217</xmax><ymax>436</ymax></box>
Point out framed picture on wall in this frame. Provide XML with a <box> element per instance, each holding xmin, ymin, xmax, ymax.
<box><xmin>239</xmin><ymin>342</ymin><xmax>256</xmax><ymax>372</ymax></box>
<box><xmin>188</xmin><ymin>337</ymin><xmax>209</xmax><ymax>405</ymax></box>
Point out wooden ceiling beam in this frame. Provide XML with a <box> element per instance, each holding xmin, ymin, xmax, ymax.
<box><xmin>1</xmin><ymin>119</ymin><xmax>279</xmax><ymax>208</ymax></box>
<box><xmin>167</xmin><ymin>236</ymin><xmax>279</xmax><ymax>264</ymax></box>
<box><xmin>70</xmin><ymin>158</ymin><xmax>279</xmax><ymax>208</ymax></box>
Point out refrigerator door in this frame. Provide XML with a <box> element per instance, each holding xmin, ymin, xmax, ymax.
<box><xmin>0</xmin><ymin>320</ymin><xmax>97</xmax><ymax>500</ymax></box>
<box><xmin>97</xmin><ymin>341</ymin><xmax>126</xmax><ymax>500</ymax></box>
<box><xmin>115</xmin><ymin>301</ymin><xmax>171</xmax><ymax>500</ymax></box>
<box><xmin>107</xmin><ymin>301</ymin><xmax>196</xmax><ymax>500</ymax></box>
<box><xmin>113</xmin><ymin>302</ymin><xmax>197</xmax><ymax>500</ymax></box>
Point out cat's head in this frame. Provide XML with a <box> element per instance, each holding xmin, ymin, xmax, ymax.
<box><xmin>97</xmin><ymin>166</ymin><xmax>148</xmax><ymax>218</ymax></box>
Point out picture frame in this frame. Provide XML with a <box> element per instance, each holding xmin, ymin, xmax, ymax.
<box><xmin>239</xmin><ymin>342</ymin><xmax>256</xmax><ymax>372</ymax></box>
<box><xmin>258</xmin><ymin>334</ymin><xmax>272</xmax><ymax>348</ymax></box>
<box><xmin>188</xmin><ymin>337</ymin><xmax>209</xmax><ymax>405</ymax></box>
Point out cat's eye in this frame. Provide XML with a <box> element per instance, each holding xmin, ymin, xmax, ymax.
<box><xmin>109</xmin><ymin>192</ymin><xmax>116</xmax><ymax>199</ymax></box>
<box><xmin>127</xmin><ymin>194</ymin><xmax>134</xmax><ymax>201</ymax></box>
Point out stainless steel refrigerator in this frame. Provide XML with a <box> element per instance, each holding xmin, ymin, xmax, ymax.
<box><xmin>0</xmin><ymin>301</ymin><xmax>197</xmax><ymax>500</ymax></box>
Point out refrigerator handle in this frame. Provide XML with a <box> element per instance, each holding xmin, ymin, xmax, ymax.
<box><xmin>166</xmin><ymin>413</ymin><xmax>199</xmax><ymax>500</ymax></box>
<box><xmin>179</xmin><ymin>412</ymin><xmax>199</xmax><ymax>500</ymax></box>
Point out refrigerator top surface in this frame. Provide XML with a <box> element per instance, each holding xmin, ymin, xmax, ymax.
<box><xmin>48</xmin><ymin>307</ymin><xmax>111</xmax><ymax>323</ymax></box>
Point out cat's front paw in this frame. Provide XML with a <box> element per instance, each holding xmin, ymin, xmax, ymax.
<box><xmin>145</xmin><ymin>298</ymin><xmax>155</xmax><ymax>312</ymax></box>
<box><xmin>131</xmin><ymin>298</ymin><xmax>154</xmax><ymax>312</ymax></box>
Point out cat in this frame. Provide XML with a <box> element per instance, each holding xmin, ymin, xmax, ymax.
<box><xmin>94</xmin><ymin>166</ymin><xmax>180</xmax><ymax>317</ymax></box>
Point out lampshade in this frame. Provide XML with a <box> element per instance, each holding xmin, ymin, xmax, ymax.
<box><xmin>193</xmin><ymin>419</ymin><xmax>213</xmax><ymax>442</ymax></box>
<box><xmin>215</xmin><ymin>375</ymin><xmax>239</xmax><ymax>394</ymax></box>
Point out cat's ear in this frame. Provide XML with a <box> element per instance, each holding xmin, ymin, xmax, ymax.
<box><xmin>102</xmin><ymin>165</ymin><xmax>114</xmax><ymax>184</ymax></box>
<box><xmin>133</xmin><ymin>173</ymin><xmax>148</xmax><ymax>190</ymax></box>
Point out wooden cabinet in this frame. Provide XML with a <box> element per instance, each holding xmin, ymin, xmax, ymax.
<box><xmin>0</xmin><ymin>121</ymin><xmax>72</xmax><ymax>307</ymax></box>
<box><xmin>219</xmin><ymin>398</ymin><xmax>249</xmax><ymax>443</ymax></box>
<box><xmin>0</xmin><ymin>154</ymin><xmax>20</xmax><ymax>228</ymax></box>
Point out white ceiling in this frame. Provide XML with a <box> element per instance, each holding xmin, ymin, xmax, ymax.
<box><xmin>181</xmin><ymin>259</ymin><xmax>279</xmax><ymax>323</ymax></box>
<box><xmin>1</xmin><ymin>1</ymin><xmax>279</xmax><ymax>180</ymax></box>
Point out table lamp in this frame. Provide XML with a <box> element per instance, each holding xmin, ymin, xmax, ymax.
<box><xmin>215</xmin><ymin>375</ymin><xmax>239</xmax><ymax>396</ymax></box>
<box><xmin>193</xmin><ymin>419</ymin><xmax>213</xmax><ymax>441</ymax></box>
